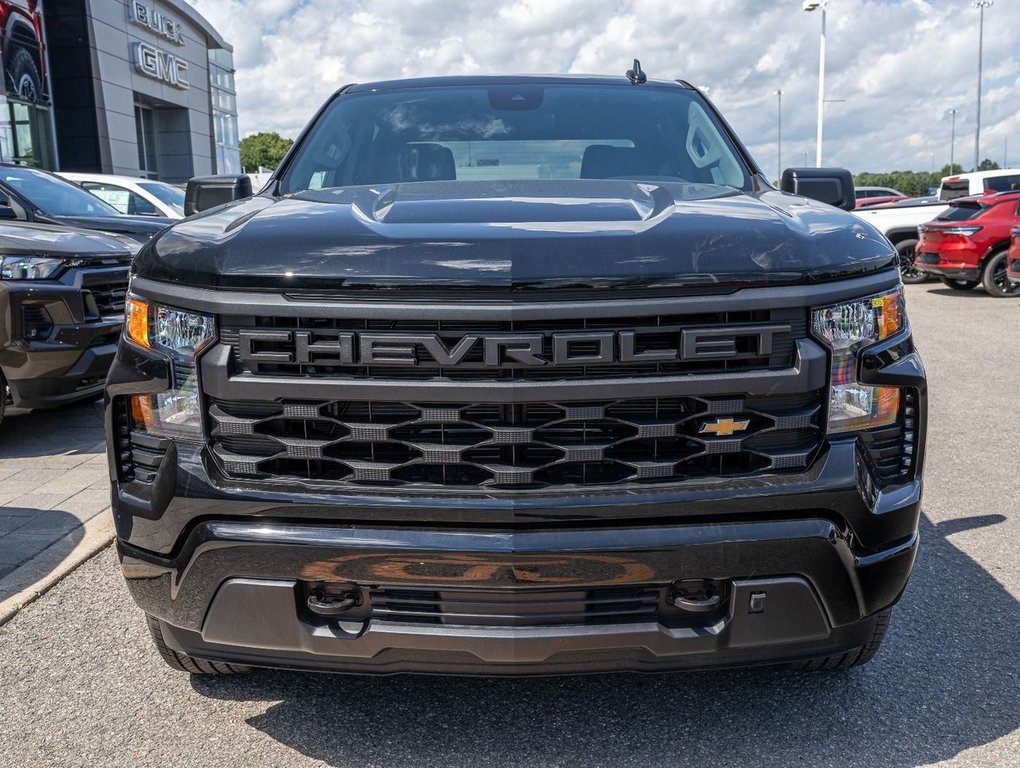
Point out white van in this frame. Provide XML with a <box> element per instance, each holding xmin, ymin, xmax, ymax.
<box><xmin>937</xmin><ymin>169</ymin><xmax>1020</xmax><ymax>201</ymax></box>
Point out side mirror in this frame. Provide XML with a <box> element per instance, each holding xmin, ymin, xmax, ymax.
<box><xmin>184</xmin><ymin>175</ymin><xmax>253</xmax><ymax>216</ymax></box>
<box><xmin>780</xmin><ymin>167</ymin><xmax>856</xmax><ymax>211</ymax></box>
<box><xmin>0</xmin><ymin>205</ymin><xmax>17</xmax><ymax>220</ymax></box>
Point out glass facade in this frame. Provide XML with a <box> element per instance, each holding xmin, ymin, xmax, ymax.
<box><xmin>0</xmin><ymin>97</ymin><xmax>54</xmax><ymax>168</ymax></box>
<box><xmin>134</xmin><ymin>105</ymin><xmax>158</xmax><ymax>178</ymax></box>
<box><xmin>209</xmin><ymin>48</ymin><xmax>240</xmax><ymax>174</ymax></box>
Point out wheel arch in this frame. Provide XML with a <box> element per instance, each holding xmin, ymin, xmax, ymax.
<box><xmin>884</xmin><ymin>228</ymin><xmax>920</xmax><ymax>247</ymax></box>
<box><xmin>980</xmin><ymin>240</ymin><xmax>1011</xmax><ymax>268</ymax></box>
<box><xmin>3</xmin><ymin>19</ymin><xmax>42</xmax><ymax>70</ymax></box>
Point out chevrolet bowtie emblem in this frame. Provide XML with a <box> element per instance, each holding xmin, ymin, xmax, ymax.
<box><xmin>699</xmin><ymin>418</ymin><xmax>750</xmax><ymax>437</ymax></box>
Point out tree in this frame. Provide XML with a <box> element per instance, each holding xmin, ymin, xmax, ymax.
<box><xmin>853</xmin><ymin>170</ymin><xmax>936</xmax><ymax>198</ymax></box>
<box><xmin>240</xmin><ymin>132</ymin><xmax>293</xmax><ymax>172</ymax></box>
<box><xmin>977</xmin><ymin>158</ymin><xmax>1000</xmax><ymax>171</ymax></box>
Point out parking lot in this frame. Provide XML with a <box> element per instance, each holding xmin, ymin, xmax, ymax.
<box><xmin>0</xmin><ymin>281</ymin><xmax>1017</xmax><ymax>768</ymax></box>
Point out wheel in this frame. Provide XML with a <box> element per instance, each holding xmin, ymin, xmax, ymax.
<box><xmin>5</xmin><ymin>47</ymin><xmax>42</xmax><ymax>103</ymax></box>
<box><xmin>895</xmin><ymin>239</ymin><xmax>928</xmax><ymax>284</ymax></box>
<box><xmin>791</xmin><ymin>608</ymin><xmax>892</xmax><ymax>670</ymax></box>
<box><xmin>145</xmin><ymin>615</ymin><xmax>252</xmax><ymax>675</ymax></box>
<box><xmin>940</xmin><ymin>277</ymin><xmax>979</xmax><ymax>290</ymax></box>
<box><xmin>981</xmin><ymin>250</ymin><xmax>1020</xmax><ymax>298</ymax></box>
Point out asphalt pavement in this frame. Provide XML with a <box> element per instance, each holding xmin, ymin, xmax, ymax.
<box><xmin>0</xmin><ymin>281</ymin><xmax>1017</xmax><ymax>768</ymax></box>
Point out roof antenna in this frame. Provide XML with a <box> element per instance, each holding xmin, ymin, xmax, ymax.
<box><xmin>626</xmin><ymin>59</ymin><xmax>647</xmax><ymax>85</ymax></box>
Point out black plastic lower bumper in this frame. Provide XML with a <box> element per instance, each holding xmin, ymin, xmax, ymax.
<box><xmin>5</xmin><ymin>341</ymin><xmax>118</xmax><ymax>408</ymax></box>
<box><xmin>122</xmin><ymin>517</ymin><xmax>918</xmax><ymax>674</ymax></box>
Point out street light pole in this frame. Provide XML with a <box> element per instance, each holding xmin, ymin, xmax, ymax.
<box><xmin>803</xmin><ymin>1</ymin><xmax>828</xmax><ymax>167</ymax></box>
<box><xmin>948</xmin><ymin>108</ymin><xmax>958</xmax><ymax>171</ymax></box>
<box><xmin>775</xmin><ymin>89</ymin><xmax>783</xmax><ymax>180</ymax></box>
<box><xmin>973</xmin><ymin>0</ymin><xmax>992</xmax><ymax>170</ymax></box>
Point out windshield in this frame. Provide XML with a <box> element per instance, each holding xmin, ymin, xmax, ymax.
<box><xmin>139</xmin><ymin>181</ymin><xmax>186</xmax><ymax>214</ymax></box>
<box><xmin>280</xmin><ymin>84</ymin><xmax>751</xmax><ymax>194</ymax></box>
<box><xmin>0</xmin><ymin>166</ymin><xmax>121</xmax><ymax>217</ymax></box>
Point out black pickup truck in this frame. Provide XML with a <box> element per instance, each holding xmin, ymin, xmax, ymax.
<box><xmin>107</xmin><ymin>72</ymin><xmax>927</xmax><ymax>676</ymax></box>
<box><xmin>1</xmin><ymin>221</ymin><xmax>133</xmax><ymax>423</ymax></box>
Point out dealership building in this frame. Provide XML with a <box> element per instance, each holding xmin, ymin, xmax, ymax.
<box><xmin>0</xmin><ymin>0</ymin><xmax>239</xmax><ymax>182</ymax></box>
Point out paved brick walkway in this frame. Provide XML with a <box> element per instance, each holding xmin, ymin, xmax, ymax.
<box><xmin>0</xmin><ymin>401</ymin><xmax>109</xmax><ymax>589</ymax></box>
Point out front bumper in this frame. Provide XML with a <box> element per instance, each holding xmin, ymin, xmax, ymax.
<box><xmin>128</xmin><ymin>518</ymin><xmax>917</xmax><ymax>674</ymax></box>
<box><xmin>1</xmin><ymin>271</ymin><xmax>124</xmax><ymax>409</ymax></box>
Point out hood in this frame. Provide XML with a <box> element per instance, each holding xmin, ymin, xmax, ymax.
<box><xmin>135</xmin><ymin>180</ymin><xmax>896</xmax><ymax>292</ymax></box>
<box><xmin>47</xmin><ymin>214</ymin><xmax>172</xmax><ymax>242</ymax></box>
<box><xmin>0</xmin><ymin>220</ymin><xmax>138</xmax><ymax>256</ymax></box>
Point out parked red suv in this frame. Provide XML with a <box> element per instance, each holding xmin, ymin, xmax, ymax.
<box><xmin>915</xmin><ymin>190</ymin><xmax>1020</xmax><ymax>297</ymax></box>
<box><xmin>1007</xmin><ymin>225</ymin><xmax>1020</xmax><ymax>288</ymax></box>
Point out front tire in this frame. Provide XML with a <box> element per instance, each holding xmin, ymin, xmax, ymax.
<box><xmin>981</xmin><ymin>250</ymin><xmax>1020</xmax><ymax>298</ymax></box>
<box><xmin>896</xmin><ymin>239</ymin><xmax>928</xmax><ymax>284</ymax></box>
<box><xmin>940</xmin><ymin>277</ymin><xmax>979</xmax><ymax>291</ymax></box>
<box><xmin>792</xmin><ymin>608</ymin><xmax>892</xmax><ymax>670</ymax></box>
<box><xmin>145</xmin><ymin>615</ymin><xmax>252</xmax><ymax>675</ymax></box>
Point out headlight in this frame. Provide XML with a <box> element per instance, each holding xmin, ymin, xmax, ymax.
<box><xmin>125</xmin><ymin>297</ymin><xmax>215</xmax><ymax>359</ymax></box>
<box><xmin>811</xmin><ymin>287</ymin><xmax>904</xmax><ymax>433</ymax></box>
<box><xmin>125</xmin><ymin>297</ymin><xmax>215</xmax><ymax>440</ymax></box>
<box><xmin>1</xmin><ymin>256</ymin><xmax>69</xmax><ymax>279</ymax></box>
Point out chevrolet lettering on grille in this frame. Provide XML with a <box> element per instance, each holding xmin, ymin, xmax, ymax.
<box><xmin>235</xmin><ymin>325</ymin><xmax>792</xmax><ymax>368</ymax></box>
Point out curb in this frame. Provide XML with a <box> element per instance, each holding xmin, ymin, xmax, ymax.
<box><xmin>0</xmin><ymin>510</ymin><xmax>116</xmax><ymax>626</ymax></box>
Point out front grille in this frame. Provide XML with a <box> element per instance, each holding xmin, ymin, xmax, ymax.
<box><xmin>208</xmin><ymin>391</ymin><xmax>823</xmax><ymax>490</ymax></box>
<box><xmin>370</xmin><ymin>585</ymin><xmax>662</xmax><ymax>626</ymax></box>
<box><xmin>219</xmin><ymin>308</ymin><xmax>805</xmax><ymax>381</ymax></box>
<box><xmin>83</xmin><ymin>276</ymin><xmax>128</xmax><ymax>318</ymax></box>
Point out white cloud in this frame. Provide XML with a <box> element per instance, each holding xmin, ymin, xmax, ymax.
<box><xmin>187</xmin><ymin>0</ymin><xmax>1020</xmax><ymax>173</ymax></box>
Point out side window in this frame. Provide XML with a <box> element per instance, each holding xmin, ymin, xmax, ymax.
<box><xmin>80</xmin><ymin>182</ymin><xmax>156</xmax><ymax>214</ymax></box>
<box><xmin>126</xmin><ymin>192</ymin><xmax>158</xmax><ymax>215</ymax></box>
<box><xmin>985</xmin><ymin>175</ymin><xmax>1020</xmax><ymax>193</ymax></box>
<box><xmin>83</xmin><ymin>182</ymin><xmax>129</xmax><ymax>213</ymax></box>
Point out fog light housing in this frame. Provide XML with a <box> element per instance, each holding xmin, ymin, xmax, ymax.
<box><xmin>130</xmin><ymin>387</ymin><xmax>203</xmax><ymax>440</ymax></box>
<box><xmin>811</xmin><ymin>288</ymin><xmax>904</xmax><ymax>434</ymax></box>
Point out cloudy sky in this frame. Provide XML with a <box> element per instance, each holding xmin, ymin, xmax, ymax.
<box><xmin>186</xmin><ymin>0</ymin><xmax>1018</xmax><ymax>175</ymax></box>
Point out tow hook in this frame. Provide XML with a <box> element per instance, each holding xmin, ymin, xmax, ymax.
<box><xmin>307</xmin><ymin>590</ymin><xmax>360</xmax><ymax>616</ymax></box>
<box><xmin>669</xmin><ymin>580</ymin><xmax>723</xmax><ymax>613</ymax></box>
